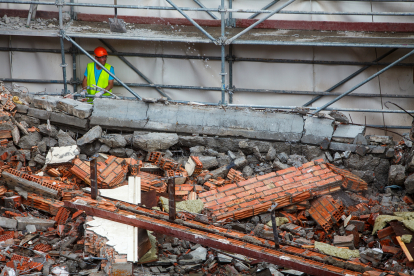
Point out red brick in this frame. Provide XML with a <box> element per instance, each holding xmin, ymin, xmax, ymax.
<box><xmin>265</xmin><ymin>186</ymin><xmax>283</xmax><ymax>195</ymax></box>
<box><xmin>206</xmin><ymin>193</ymin><xmax>226</xmax><ymax>202</ymax></box>
<box><xmin>237</xmin><ymin>177</ymin><xmax>258</xmax><ymax>187</ymax></box>
<box><xmin>382</xmin><ymin>245</ymin><xmax>401</xmax><ymax>254</ymax></box>
<box><xmin>257</xmin><ymin>172</ymin><xmax>276</xmax><ymax>181</ymax></box>
<box><xmin>276</xmin><ymin>167</ymin><xmax>297</xmax><ymax>176</ymax></box>
<box><xmin>377</xmin><ymin>226</ymin><xmax>395</xmax><ymax>239</ymax></box>
<box><xmin>293</xmin><ymin>173</ymin><xmax>313</xmax><ymax>182</ymax></box>
<box><xmin>216</xmin><ymin>195</ymin><xmax>237</xmax><ymax>204</ymax></box>
<box><xmin>225</xmin><ymin>187</ymin><xmax>245</xmax><ymax>196</ymax></box>
<box><xmin>299</xmin><ymin>161</ymin><xmax>315</xmax><ymax>170</ymax></box>
<box><xmin>240</xmin><ymin>199</ymin><xmax>260</xmax><ymax>208</ymax></box>
<box><xmin>198</xmin><ymin>189</ymin><xmax>218</xmax><ymax>198</ymax></box>
<box><xmin>217</xmin><ymin>183</ymin><xmax>238</xmax><ymax>192</ymax></box>
<box><xmin>204</xmin><ymin>200</ymin><xmax>218</xmax><ymax>208</ymax></box>
<box><xmin>235</xmin><ymin>189</ymin><xmax>256</xmax><ymax>198</ymax></box>
<box><xmin>301</xmin><ymin>176</ymin><xmax>321</xmax><ymax>185</ymax></box>
<box><xmin>312</xmin><ymin>168</ymin><xmax>332</xmax><ymax>176</ymax></box>
<box><xmin>301</xmin><ymin>165</ymin><xmax>321</xmax><ymax>174</ymax></box>
<box><xmin>244</xmin><ymin>181</ymin><xmax>265</xmax><ymax>191</ymax></box>
<box><xmin>282</xmin><ymin>171</ymin><xmax>301</xmax><ymax>179</ymax></box>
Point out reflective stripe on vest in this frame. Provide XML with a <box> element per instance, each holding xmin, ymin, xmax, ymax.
<box><xmin>86</xmin><ymin>62</ymin><xmax>112</xmax><ymax>102</ymax></box>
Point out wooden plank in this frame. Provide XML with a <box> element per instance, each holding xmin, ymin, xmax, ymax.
<box><xmin>396</xmin><ymin>236</ymin><xmax>413</xmax><ymax>262</ymax></box>
<box><xmin>0</xmin><ymin>130</ymin><xmax>12</xmax><ymax>139</ymax></box>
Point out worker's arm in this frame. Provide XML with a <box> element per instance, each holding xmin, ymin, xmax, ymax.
<box><xmin>105</xmin><ymin>79</ymin><xmax>114</xmax><ymax>92</ymax></box>
<box><xmin>82</xmin><ymin>76</ymin><xmax>87</xmax><ymax>90</ymax></box>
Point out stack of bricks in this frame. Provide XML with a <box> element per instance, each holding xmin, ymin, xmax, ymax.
<box><xmin>327</xmin><ymin>164</ymin><xmax>367</xmax><ymax>192</ymax></box>
<box><xmin>22</xmin><ymin>193</ymin><xmax>64</xmax><ymax>215</ymax></box>
<box><xmin>55</xmin><ymin>207</ymin><xmax>71</xmax><ymax>225</ymax></box>
<box><xmin>6</xmin><ymin>254</ymin><xmax>43</xmax><ymax>273</ymax></box>
<box><xmin>139</xmin><ymin>171</ymin><xmax>167</xmax><ymax>193</ymax></box>
<box><xmin>70</xmin><ymin>156</ymin><xmax>128</xmax><ymax>189</ymax></box>
<box><xmin>190</xmin><ymin>156</ymin><xmax>203</xmax><ymax>176</ymax></box>
<box><xmin>227</xmin><ymin>168</ymin><xmax>245</xmax><ymax>183</ymax></box>
<box><xmin>308</xmin><ymin>195</ymin><xmax>345</xmax><ymax>232</ymax></box>
<box><xmin>198</xmin><ymin>159</ymin><xmax>367</xmax><ymax>222</ymax></box>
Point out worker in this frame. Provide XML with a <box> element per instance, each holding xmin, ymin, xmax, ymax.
<box><xmin>81</xmin><ymin>46</ymin><xmax>115</xmax><ymax>103</ymax></box>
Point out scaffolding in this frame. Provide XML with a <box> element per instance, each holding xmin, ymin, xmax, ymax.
<box><xmin>1</xmin><ymin>0</ymin><xmax>414</xmax><ymax>129</ymax></box>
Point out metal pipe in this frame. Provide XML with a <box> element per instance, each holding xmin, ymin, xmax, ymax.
<box><xmin>4</xmin><ymin>47</ymin><xmax>414</xmax><ymax>67</ymax></box>
<box><xmin>165</xmin><ymin>0</ymin><xmax>217</xmax><ymax>43</ymax></box>
<box><xmin>99</xmin><ymin>39</ymin><xmax>171</xmax><ymax>100</ymax></box>
<box><xmin>5</xmin><ymin>77</ymin><xmax>414</xmax><ymax>99</ymax></box>
<box><xmin>192</xmin><ymin>0</ymin><xmax>218</xmax><ymax>19</ymax></box>
<box><xmin>248</xmin><ymin>0</ymin><xmax>280</xmax><ymax>19</ymax></box>
<box><xmin>303</xmin><ymin>48</ymin><xmax>397</xmax><ymax>107</ymax></box>
<box><xmin>220</xmin><ymin>0</ymin><xmax>226</xmax><ymax>104</ymax></box>
<box><xmin>312</xmin><ymin>48</ymin><xmax>414</xmax><ymax>114</ymax></box>
<box><xmin>64</xmin><ymin>35</ymin><xmax>142</xmax><ymax>100</ymax></box>
<box><xmin>226</xmin><ymin>0</ymin><xmax>296</xmax><ymax>45</ymax></box>
<box><xmin>3</xmin><ymin>0</ymin><xmax>414</xmax><ymax>12</ymax></box>
<box><xmin>232</xmin><ymin>39</ymin><xmax>414</xmax><ymax>49</ymax></box>
<box><xmin>58</xmin><ymin>0</ymin><xmax>67</xmax><ymax>95</ymax></box>
<box><xmin>72</xmin><ymin>45</ymin><xmax>77</xmax><ymax>93</ymax></box>
<box><xmin>228</xmin><ymin>44</ymin><xmax>234</xmax><ymax>104</ymax></box>
<box><xmin>228</xmin><ymin>0</ymin><xmax>233</xmax><ymax>26</ymax></box>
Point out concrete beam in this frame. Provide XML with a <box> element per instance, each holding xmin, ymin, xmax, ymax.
<box><xmin>90</xmin><ymin>99</ymin><xmax>304</xmax><ymax>142</ymax></box>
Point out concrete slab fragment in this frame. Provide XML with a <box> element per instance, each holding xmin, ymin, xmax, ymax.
<box><xmin>301</xmin><ymin>117</ymin><xmax>334</xmax><ymax>145</ymax></box>
<box><xmin>27</xmin><ymin>108</ymin><xmax>89</xmax><ymax>129</ymax></box>
<box><xmin>32</xmin><ymin>96</ymin><xmax>62</xmax><ymax>111</ymax></box>
<box><xmin>57</xmin><ymin>98</ymin><xmax>93</xmax><ymax>119</ymax></box>
<box><xmin>91</xmin><ymin>99</ymin><xmax>304</xmax><ymax>142</ymax></box>
<box><xmin>15</xmin><ymin>216</ymin><xmax>55</xmax><ymax>231</ymax></box>
<box><xmin>333</xmin><ymin>125</ymin><xmax>365</xmax><ymax>140</ymax></box>
<box><xmin>45</xmin><ymin>145</ymin><xmax>80</xmax><ymax>164</ymax></box>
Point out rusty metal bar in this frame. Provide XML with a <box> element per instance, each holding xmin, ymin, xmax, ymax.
<box><xmin>64</xmin><ymin>201</ymin><xmax>350</xmax><ymax>276</ymax></box>
<box><xmin>168</xmin><ymin>177</ymin><xmax>176</xmax><ymax>221</ymax></box>
<box><xmin>90</xmin><ymin>158</ymin><xmax>97</xmax><ymax>200</ymax></box>
<box><xmin>269</xmin><ymin>202</ymin><xmax>280</xmax><ymax>249</ymax></box>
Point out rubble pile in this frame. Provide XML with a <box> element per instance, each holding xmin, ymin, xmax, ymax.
<box><xmin>2</xmin><ymin>85</ymin><xmax>414</xmax><ymax>275</ymax></box>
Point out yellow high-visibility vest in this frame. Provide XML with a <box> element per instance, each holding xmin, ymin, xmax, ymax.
<box><xmin>86</xmin><ymin>62</ymin><xmax>112</xmax><ymax>103</ymax></box>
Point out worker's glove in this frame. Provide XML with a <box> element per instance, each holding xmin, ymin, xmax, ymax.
<box><xmin>80</xmin><ymin>89</ymin><xmax>87</xmax><ymax>96</ymax></box>
<box><xmin>95</xmin><ymin>91</ymin><xmax>105</xmax><ymax>98</ymax></box>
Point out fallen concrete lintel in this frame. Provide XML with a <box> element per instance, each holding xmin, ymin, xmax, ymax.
<box><xmin>64</xmin><ymin>201</ymin><xmax>358</xmax><ymax>276</ymax></box>
<box><xmin>27</xmin><ymin>108</ymin><xmax>89</xmax><ymax>129</ymax></box>
<box><xmin>90</xmin><ymin>99</ymin><xmax>304</xmax><ymax>142</ymax></box>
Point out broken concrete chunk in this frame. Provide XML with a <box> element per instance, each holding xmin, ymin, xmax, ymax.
<box><xmin>15</xmin><ymin>216</ymin><xmax>55</xmax><ymax>231</ymax></box>
<box><xmin>388</xmin><ymin>165</ymin><xmax>406</xmax><ymax>186</ymax></box>
<box><xmin>329</xmin><ymin>110</ymin><xmax>349</xmax><ymax>124</ymax></box>
<box><xmin>57</xmin><ymin>130</ymin><xmax>77</xmax><ymax>147</ymax></box>
<box><xmin>189</xmin><ymin>246</ymin><xmax>207</xmax><ymax>261</ymax></box>
<box><xmin>99</xmin><ymin>134</ymin><xmax>127</xmax><ymax>148</ymax></box>
<box><xmin>0</xmin><ymin>217</ymin><xmax>17</xmax><ymax>229</ymax></box>
<box><xmin>198</xmin><ymin>156</ymin><xmax>218</xmax><ymax>170</ymax></box>
<box><xmin>77</xmin><ymin>125</ymin><xmax>102</xmax><ymax>146</ymax></box>
<box><xmin>17</xmin><ymin>132</ymin><xmax>42</xmax><ymax>149</ymax></box>
<box><xmin>301</xmin><ymin>117</ymin><xmax>334</xmax><ymax>145</ymax></box>
<box><xmin>38</xmin><ymin>123</ymin><xmax>58</xmax><ymax>138</ymax></box>
<box><xmin>273</xmin><ymin>160</ymin><xmax>289</xmax><ymax>171</ymax></box>
<box><xmin>404</xmin><ymin>174</ymin><xmax>414</xmax><ymax>194</ymax></box>
<box><xmin>133</xmin><ymin>132</ymin><xmax>178</xmax><ymax>151</ymax></box>
<box><xmin>368</xmin><ymin>135</ymin><xmax>393</xmax><ymax>145</ymax></box>
<box><xmin>266</xmin><ymin>146</ymin><xmax>277</xmax><ymax>161</ymax></box>
<box><xmin>46</xmin><ymin>145</ymin><xmax>80</xmax><ymax>164</ymax></box>
<box><xmin>32</xmin><ymin>95</ymin><xmax>61</xmax><ymax>111</ymax></box>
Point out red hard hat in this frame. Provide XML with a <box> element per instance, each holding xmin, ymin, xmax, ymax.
<box><xmin>94</xmin><ymin>47</ymin><xmax>107</xmax><ymax>57</ymax></box>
